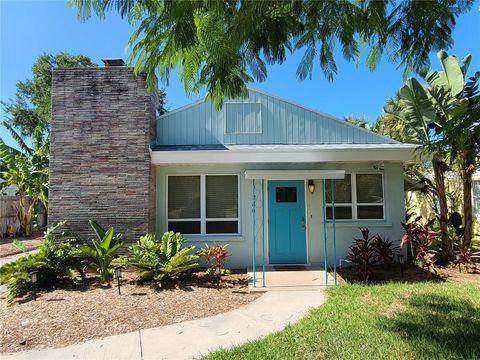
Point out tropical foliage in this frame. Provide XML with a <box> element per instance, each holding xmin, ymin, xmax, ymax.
<box><xmin>401</xmin><ymin>217</ymin><xmax>438</xmax><ymax>274</ymax></box>
<box><xmin>347</xmin><ymin>228</ymin><xmax>400</xmax><ymax>282</ymax></box>
<box><xmin>113</xmin><ymin>232</ymin><xmax>198</xmax><ymax>283</ymax></box>
<box><xmin>388</xmin><ymin>50</ymin><xmax>480</xmax><ymax>258</ymax></box>
<box><xmin>70</xmin><ymin>0</ymin><xmax>473</xmax><ymax>107</ymax></box>
<box><xmin>198</xmin><ymin>243</ymin><xmax>231</xmax><ymax>276</ymax></box>
<box><xmin>0</xmin><ymin>221</ymin><xmax>83</xmax><ymax>303</ymax></box>
<box><xmin>0</xmin><ymin>122</ymin><xmax>49</xmax><ymax>235</ymax></box>
<box><xmin>79</xmin><ymin>221</ymin><xmax>123</xmax><ymax>283</ymax></box>
<box><xmin>1</xmin><ymin>52</ymin><xmax>97</xmax><ymax>137</ymax></box>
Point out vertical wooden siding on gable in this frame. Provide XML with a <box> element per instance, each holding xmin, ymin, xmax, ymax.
<box><xmin>157</xmin><ymin>89</ymin><xmax>395</xmax><ymax>146</ymax></box>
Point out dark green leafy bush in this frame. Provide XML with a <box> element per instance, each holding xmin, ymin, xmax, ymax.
<box><xmin>114</xmin><ymin>231</ymin><xmax>198</xmax><ymax>283</ymax></box>
<box><xmin>79</xmin><ymin>220</ymin><xmax>123</xmax><ymax>284</ymax></box>
<box><xmin>0</xmin><ymin>221</ymin><xmax>83</xmax><ymax>303</ymax></box>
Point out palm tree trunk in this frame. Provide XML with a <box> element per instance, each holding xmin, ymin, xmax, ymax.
<box><xmin>461</xmin><ymin>155</ymin><xmax>474</xmax><ymax>248</ymax></box>
<box><xmin>432</xmin><ymin>154</ymin><xmax>452</xmax><ymax>260</ymax></box>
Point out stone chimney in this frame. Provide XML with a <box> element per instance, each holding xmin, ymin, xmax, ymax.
<box><xmin>49</xmin><ymin>60</ymin><xmax>157</xmax><ymax>242</ymax></box>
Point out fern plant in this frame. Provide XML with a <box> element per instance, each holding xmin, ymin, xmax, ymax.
<box><xmin>0</xmin><ymin>221</ymin><xmax>83</xmax><ymax>303</ymax></box>
<box><xmin>114</xmin><ymin>232</ymin><xmax>198</xmax><ymax>283</ymax></box>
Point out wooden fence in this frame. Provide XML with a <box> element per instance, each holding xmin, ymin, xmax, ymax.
<box><xmin>0</xmin><ymin>196</ymin><xmax>20</xmax><ymax>237</ymax></box>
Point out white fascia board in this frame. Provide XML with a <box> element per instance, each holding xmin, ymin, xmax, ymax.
<box><xmin>150</xmin><ymin>147</ymin><xmax>419</xmax><ymax>165</ymax></box>
<box><xmin>244</xmin><ymin>170</ymin><xmax>345</xmax><ymax>180</ymax></box>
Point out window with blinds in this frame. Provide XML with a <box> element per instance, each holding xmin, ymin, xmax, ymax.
<box><xmin>167</xmin><ymin>174</ymin><xmax>239</xmax><ymax>235</ymax></box>
<box><xmin>356</xmin><ymin>174</ymin><xmax>384</xmax><ymax>219</ymax></box>
<box><xmin>324</xmin><ymin>172</ymin><xmax>384</xmax><ymax>220</ymax></box>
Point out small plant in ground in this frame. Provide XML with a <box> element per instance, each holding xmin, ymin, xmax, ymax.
<box><xmin>401</xmin><ymin>216</ymin><xmax>438</xmax><ymax>275</ymax></box>
<box><xmin>79</xmin><ymin>221</ymin><xmax>122</xmax><ymax>284</ymax></box>
<box><xmin>372</xmin><ymin>235</ymin><xmax>400</xmax><ymax>264</ymax></box>
<box><xmin>346</xmin><ymin>228</ymin><xmax>376</xmax><ymax>282</ymax></box>
<box><xmin>0</xmin><ymin>221</ymin><xmax>83</xmax><ymax>303</ymax></box>
<box><xmin>454</xmin><ymin>245</ymin><xmax>473</xmax><ymax>272</ymax></box>
<box><xmin>198</xmin><ymin>243</ymin><xmax>231</xmax><ymax>276</ymax></box>
<box><xmin>113</xmin><ymin>232</ymin><xmax>198</xmax><ymax>283</ymax></box>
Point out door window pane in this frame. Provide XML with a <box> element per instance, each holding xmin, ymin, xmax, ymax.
<box><xmin>325</xmin><ymin>176</ymin><xmax>352</xmax><ymax>203</ymax></box>
<box><xmin>276</xmin><ymin>187</ymin><xmax>297</xmax><ymax>202</ymax></box>
<box><xmin>206</xmin><ymin>175</ymin><xmax>238</xmax><ymax>218</ymax></box>
<box><xmin>356</xmin><ymin>174</ymin><xmax>383</xmax><ymax>204</ymax></box>
<box><xmin>168</xmin><ymin>176</ymin><xmax>200</xmax><ymax>219</ymax></box>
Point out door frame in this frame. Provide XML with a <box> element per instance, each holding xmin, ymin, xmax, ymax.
<box><xmin>265</xmin><ymin>179</ymin><xmax>309</xmax><ymax>265</ymax></box>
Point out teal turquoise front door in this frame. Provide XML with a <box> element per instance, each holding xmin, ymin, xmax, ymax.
<box><xmin>268</xmin><ymin>180</ymin><xmax>307</xmax><ymax>264</ymax></box>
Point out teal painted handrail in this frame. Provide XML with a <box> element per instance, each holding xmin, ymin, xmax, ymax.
<box><xmin>331</xmin><ymin>178</ymin><xmax>337</xmax><ymax>286</ymax></box>
<box><xmin>322</xmin><ymin>179</ymin><xmax>328</xmax><ymax>288</ymax></box>
<box><xmin>252</xmin><ymin>180</ymin><xmax>256</xmax><ymax>288</ymax></box>
<box><xmin>261</xmin><ymin>179</ymin><xmax>266</xmax><ymax>287</ymax></box>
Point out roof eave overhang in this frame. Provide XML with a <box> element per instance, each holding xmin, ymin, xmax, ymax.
<box><xmin>150</xmin><ymin>146</ymin><xmax>421</xmax><ymax>165</ymax></box>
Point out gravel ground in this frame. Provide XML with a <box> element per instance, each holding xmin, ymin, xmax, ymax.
<box><xmin>0</xmin><ymin>271</ymin><xmax>261</xmax><ymax>353</ymax></box>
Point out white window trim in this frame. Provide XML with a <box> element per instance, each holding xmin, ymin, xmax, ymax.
<box><xmin>166</xmin><ymin>174</ymin><xmax>241</xmax><ymax>235</ymax></box>
<box><xmin>325</xmin><ymin>172</ymin><xmax>385</xmax><ymax>221</ymax></box>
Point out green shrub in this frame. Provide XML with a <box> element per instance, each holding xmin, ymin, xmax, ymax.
<box><xmin>114</xmin><ymin>231</ymin><xmax>198</xmax><ymax>283</ymax></box>
<box><xmin>0</xmin><ymin>221</ymin><xmax>83</xmax><ymax>303</ymax></box>
<box><xmin>79</xmin><ymin>221</ymin><xmax>122</xmax><ymax>284</ymax></box>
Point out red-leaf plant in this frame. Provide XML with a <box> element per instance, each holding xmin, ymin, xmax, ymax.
<box><xmin>372</xmin><ymin>235</ymin><xmax>400</xmax><ymax>264</ymax></box>
<box><xmin>400</xmin><ymin>216</ymin><xmax>438</xmax><ymax>275</ymax></box>
<box><xmin>346</xmin><ymin>228</ymin><xmax>376</xmax><ymax>282</ymax></box>
<box><xmin>454</xmin><ymin>245</ymin><xmax>473</xmax><ymax>272</ymax></box>
<box><xmin>198</xmin><ymin>243</ymin><xmax>231</xmax><ymax>276</ymax></box>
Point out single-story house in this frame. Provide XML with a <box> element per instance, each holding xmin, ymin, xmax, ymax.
<box><xmin>48</xmin><ymin>60</ymin><xmax>418</xmax><ymax>269</ymax></box>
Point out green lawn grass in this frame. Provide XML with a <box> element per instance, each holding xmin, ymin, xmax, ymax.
<box><xmin>205</xmin><ymin>282</ymin><xmax>480</xmax><ymax>360</ymax></box>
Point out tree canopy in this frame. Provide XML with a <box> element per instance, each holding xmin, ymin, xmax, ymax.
<box><xmin>70</xmin><ymin>0</ymin><xmax>473</xmax><ymax>107</ymax></box>
<box><xmin>2</xmin><ymin>52</ymin><xmax>97</xmax><ymax>137</ymax></box>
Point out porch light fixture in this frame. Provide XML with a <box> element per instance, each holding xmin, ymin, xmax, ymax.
<box><xmin>308</xmin><ymin>180</ymin><xmax>316</xmax><ymax>194</ymax></box>
<box><xmin>115</xmin><ymin>267</ymin><xmax>122</xmax><ymax>295</ymax></box>
<box><xmin>397</xmin><ymin>254</ymin><xmax>405</xmax><ymax>278</ymax></box>
<box><xmin>30</xmin><ymin>271</ymin><xmax>38</xmax><ymax>301</ymax></box>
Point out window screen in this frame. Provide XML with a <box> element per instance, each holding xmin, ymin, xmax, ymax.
<box><xmin>168</xmin><ymin>176</ymin><xmax>200</xmax><ymax>219</ymax></box>
<box><xmin>325</xmin><ymin>176</ymin><xmax>352</xmax><ymax>203</ymax></box>
<box><xmin>206</xmin><ymin>175</ymin><xmax>238</xmax><ymax>218</ymax></box>
<box><xmin>356</xmin><ymin>174</ymin><xmax>383</xmax><ymax>204</ymax></box>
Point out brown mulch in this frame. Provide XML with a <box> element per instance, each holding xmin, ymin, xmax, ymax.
<box><xmin>0</xmin><ymin>270</ymin><xmax>261</xmax><ymax>353</ymax></box>
<box><xmin>0</xmin><ymin>232</ymin><xmax>43</xmax><ymax>258</ymax></box>
<box><xmin>338</xmin><ymin>262</ymin><xmax>480</xmax><ymax>284</ymax></box>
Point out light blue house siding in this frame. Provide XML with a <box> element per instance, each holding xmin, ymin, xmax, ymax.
<box><xmin>155</xmin><ymin>162</ymin><xmax>405</xmax><ymax>268</ymax></box>
<box><xmin>154</xmin><ymin>88</ymin><xmax>411</xmax><ymax>268</ymax></box>
<box><xmin>157</xmin><ymin>88</ymin><xmax>396</xmax><ymax>146</ymax></box>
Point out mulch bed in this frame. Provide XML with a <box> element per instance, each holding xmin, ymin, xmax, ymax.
<box><xmin>0</xmin><ymin>270</ymin><xmax>261</xmax><ymax>353</ymax></box>
<box><xmin>338</xmin><ymin>262</ymin><xmax>480</xmax><ymax>284</ymax></box>
<box><xmin>0</xmin><ymin>232</ymin><xmax>43</xmax><ymax>258</ymax></box>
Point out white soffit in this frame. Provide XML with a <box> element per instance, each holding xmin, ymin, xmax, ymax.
<box><xmin>244</xmin><ymin>170</ymin><xmax>345</xmax><ymax>180</ymax></box>
<box><xmin>150</xmin><ymin>144</ymin><xmax>420</xmax><ymax>164</ymax></box>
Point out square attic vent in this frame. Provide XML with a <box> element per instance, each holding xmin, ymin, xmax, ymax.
<box><xmin>101</xmin><ymin>58</ymin><xmax>126</xmax><ymax>67</ymax></box>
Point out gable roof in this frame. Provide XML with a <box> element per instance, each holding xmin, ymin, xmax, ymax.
<box><xmin>156</xmin><ymin>87</ymin><xmax>398</xmax><ymax>146</ymax></box>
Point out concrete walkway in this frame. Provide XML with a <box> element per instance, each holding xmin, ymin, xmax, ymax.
<box><xmin>2</xmin><ymin>290</ymin><xmax>325</xmax><ymax>360</ymax></box>
<box><xmin>0</xmin><ymin>250</ymin><xmax>36</xmax><ymax>268</ymax></box>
